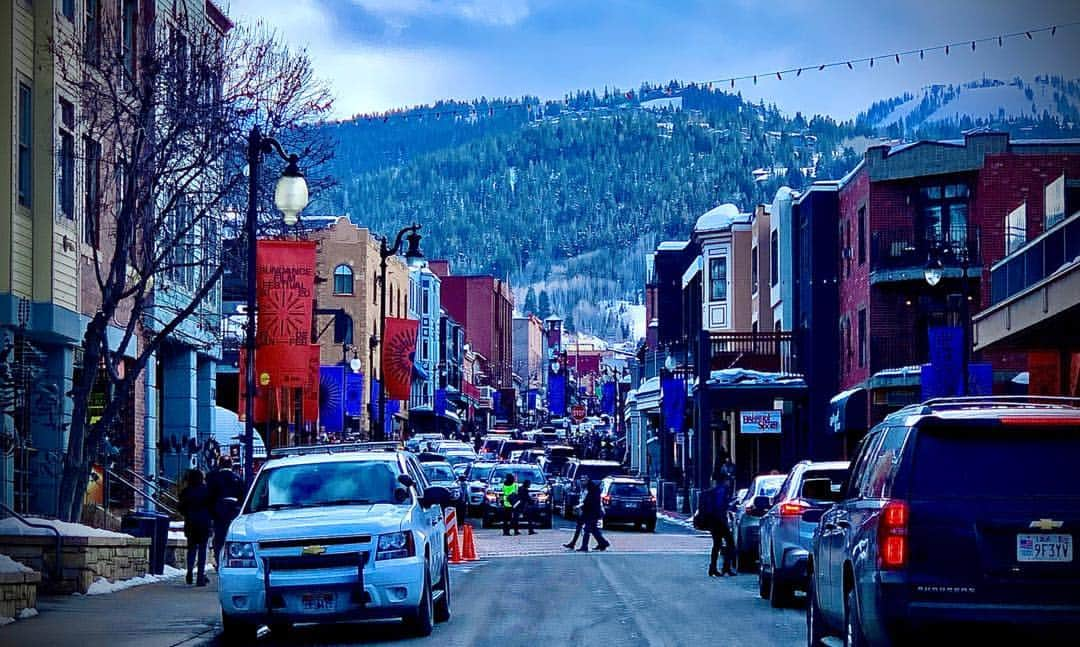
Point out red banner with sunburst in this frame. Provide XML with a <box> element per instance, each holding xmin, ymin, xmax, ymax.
<box><xmin>254</xmin><ymin>240</ymin><xmax>316</xmax><ymax>386</ymax></box>
<box><xmin>382</xmin><ymin>317</ymin><xmax>419</xmax><ymax>401</ymax></box>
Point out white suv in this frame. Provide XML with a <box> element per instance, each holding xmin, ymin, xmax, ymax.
<box><xmin>218</xmin><ymin>444</ymin><xmax>453</xmax><ymax>640</ymax></box>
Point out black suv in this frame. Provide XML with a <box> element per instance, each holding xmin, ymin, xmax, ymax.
<box><xmin>552</xmin><ymin>459</ymin><xmax>624</xmax><ymax>518</ymax></box>
<box><xmin>807</xmin><ymin>397</ymin><xmax>1080</xmax><ymax>646</ymax></box>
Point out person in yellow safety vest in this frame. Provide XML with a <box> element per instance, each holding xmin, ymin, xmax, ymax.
<box><xmin>501</xmin><ymin>473</ymin><xmax>518</xmax><ymax>536</ymax></box>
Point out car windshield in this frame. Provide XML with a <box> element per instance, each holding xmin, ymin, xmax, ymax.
<box><xmin>489</xmin><ymin>467</ymin><xmax>546</xmax><ymax>486</ymax></box>
<box><xmin>578</xmin><ymin>464</ymin><xmax>623</xmax><ymax>481</ymax></box>
<box><xmin>467</xmin><ymin>465</ymin><xmax>494</xmax><ymax>481</ymax></box>
<box><xmin>422</xmin><ymin>463</ymin><xmax>457</xmax><ymax>482</ymax></box>
<box><xmin>912</xmin><ymin>425</ymin><xmax>1080</xmax><ymax>498</ymax></box>
<box><xmin>754</xmin><ymin>476</ymin><xmax>786</xmax><ymax>497</ymax></box>
<box><xmin>245</xmin><ymin>460</ymin><xmax>400</xmax><ymax>512</ymax></box>
<box><xmin>443</xmin><ymin>453</ymin><xmax>474</xmax><ymax>465</ymax></box>
<box><xmin>499</xmin><ymin>441</ymin><xmax>534</xmax><ymax>458</ymax></box>
<box><xmin>609</xmin><ymin>483</ymin><xmax>650</xmax><ymax>497</ymax></box>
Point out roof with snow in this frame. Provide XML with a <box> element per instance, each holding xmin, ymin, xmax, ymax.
<box><xmin>656</xmin><ymin>240</ymin><xmax>690</xmax><ymax>251</ymax></box>
<box><xmin>706</xmin><ymin>368</ymin><xmax>806</xmax><ymax>388</ymax></box>
<box><xmin>694</xmin><ymin>203</ymin><xmax>741</xmax><ymax>232</ymax></box>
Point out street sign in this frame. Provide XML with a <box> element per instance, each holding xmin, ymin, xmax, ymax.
<box><xmin>739</xmin><ymin>410</ymin><xmax>782</xmax><ymax>434</ymax></box>
<box><xmin>571</xmin><ymin>404</ymin><xmax>586</xmax><ymax>422</ymax></box>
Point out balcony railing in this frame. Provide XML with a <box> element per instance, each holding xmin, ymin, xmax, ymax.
<box><xmin>703</xmin><ymin>331</ymin><xmax>796</xmax><ymax>373</ymax></box>
<box><xmin>871</xmin><ymin>225</ymin><xmax>980</xmax><ymax>274</ymax></box>
<box><xmin>990</xmin><ymin>212</ymin><xmax>1080</xmax><ymax>305</ymax></box>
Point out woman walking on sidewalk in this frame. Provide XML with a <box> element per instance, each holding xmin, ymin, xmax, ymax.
<box><xmin>179</xmin><ymin>469</ymin><xmax>212</xmax><ymax>586</ymax></box>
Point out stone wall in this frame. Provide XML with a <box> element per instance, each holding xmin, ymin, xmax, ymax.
<box><xmin>165</xmin><ymin>537</ymin><xmax>187</xmax><ymax>570</ymax></box>
<box><xmin>0</xmin><ymin>568</ymin><xmax>40</xmax><ymax>619</ymax></box>
<box><xmin>0</xmin><ymin>536</ymin><xmax>150</xmax><ymax>595</ymax></box>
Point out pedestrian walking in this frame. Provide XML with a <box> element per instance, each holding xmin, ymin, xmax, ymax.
<box><xmin>178</xmin><ymin>469</ymin><xmax>212</xmax><ymax>586</ymax></box>
<box><xmin>206</xmin><ymin>457</ymin><xmax>244</xmax><ymax>567</ymax></box>
<box><xmin>577</xmin><ymin>477</ymin><xmax>610</xmax><ymax>552</ymax></box>
<box><xmin>514</xmin><ymin>479</ymin><xmax>537</xmax><ymax>535</ymax></box>
<box><xmin>500</xmin><ymin>473</ymin><xmax>519</xmax><ymax>536</ymax></box>
<box><xmin>698</xmin><ymin>474</ymin><xmax>736</xmax><ymax>577</ymax></box>
<box><xmin>563</xmin><ymin>486</ymin><xmax>589</xmax><ymax>550</ymax></box>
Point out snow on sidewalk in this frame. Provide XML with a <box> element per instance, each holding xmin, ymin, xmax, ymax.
<box><xmin>0</xmin><ymin>517</ymin><xmax>132</xmax><ymax>539</ymax></box>
<box><xmin>82</xmin><ymin>565</ymin><xmax>186</xmax><ymax>595</ymax></box>
<box><xmin>657</xmin><ymin>511</ymin><xmax>698</xmax><ymax>532</ymax></box>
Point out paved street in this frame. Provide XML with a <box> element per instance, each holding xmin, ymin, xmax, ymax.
<box><xmin>196</xmin><ymin>516</ymin><xmax>805</xmax><ymax>646</ymax></box>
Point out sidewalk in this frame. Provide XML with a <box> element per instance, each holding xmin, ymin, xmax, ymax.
<box><xmin>1</xmin><ymin>574</ymin><xmax>221</xmax><ymax>647</ymax></box>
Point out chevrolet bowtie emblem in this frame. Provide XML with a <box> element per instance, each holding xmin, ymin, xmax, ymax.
<box><xmin>1029</xmin><ymin>519</ymin><xmax>1063</xmax><ymax>531</ymax></box>
<box><xmin>302</xmin><ymin>545</ymin><xmax>327</xmax><ymax>555</ymax></box>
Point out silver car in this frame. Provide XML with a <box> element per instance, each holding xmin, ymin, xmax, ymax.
<box><xmin>462</xmin><ymin>461</ymin><xmax>496</xmax><ymax>514</ymax></box>
<box><xmin>757</xmin><ymin>460</ymin><xmax>849</xmax><ymax>608</ymax></box>
<box><xmin>731</xmin><ymin>474</ymin><xmax>786</xmax><ymax>571</ymax></box>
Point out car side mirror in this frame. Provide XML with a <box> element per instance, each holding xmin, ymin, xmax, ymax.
<box><xmin>458</xmin><ymin>475</ymin><xmax>468</xmax><ymax>482</ymax></box>
<box><xmin>421</xmin><ymin>485</ymin><xmax>452</xmax><ymax>509</ymax></box>
<box><xmin>398</xmin><ymin>474</ymin><xmax>416</xmax><ymax>489</ymax></box>
<box><xmin>752</xmin><ymin>495</ymin><xmax>771</xmax><ymax>512</ymax></box>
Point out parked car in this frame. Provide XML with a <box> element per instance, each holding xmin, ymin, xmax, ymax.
<box><xmin>514</xmin><ymin>448</ymin><xmax>546</xmax><ymax>464</ymax></box>
<box><xmin>420</xmin><ymin>460</ymin><xmax>467</xmax><ymax>518</ymax></box>
<box><xmin>477</xmin><ymin>435</ymin><xmax>510</xmax><ymax>461</ymax></box>
<box><xmin>218</xmin><ymin>444</ymin><xmax>453</xmax><ymax>640</ymax></box>
<box><xmin>599</xmin><ymin>477</ymin><xmax>657</xmax><ymax>532</ymax></box>
<box><xmin>731</xmin><ymin>475</ymin><xmax>786</xmax><ymax>571</ymax></box>
<box><xmin>758</xmin><ymin>460</ymin><xmax>849</xmax><ymax>608</ymax></box>
<box><xmin>728</xmin><ymin>487</ymin><xmax>749</xmax><ymax>527</ymax></box>
<box><xmin>433</xmin><ymin>440</ymin><xmax>473</xmax><ymax>455</ymax></box>
<box><xmin>552</xmin><ymin>460</ymin><xmax>625</xmax><ymax>518</ymax></box>
<box><xmin>807</xmin><ymin>398</ymin><xmax>1080</xmax><ymax>646</ymax></box>
<box><xmin>497</xmin><ymin>439</ymin><xmax>536</xmax><ymax>462</ymax></box>
<box><xmin>441</xmin><ymin>450</ymin><xmax>477</xmax><ymax>469</ymax></box>
<box><xmin>462</xmin><ymin>462</ymin><xmax>497</xmax><ymax>514</ymax></box>
<box><xmin>406</xmin><ymin>433</ymin><xmax>444</xmax><ymax>453</ymax></box>
<box><xmin>480</xmin><ymin>464</ymin><xmax>552</xmax><ymax>529</ymax></box>
<box><xmin>542</xmin><ymin>445</ymin><xmax>576</xmax><ymax>477</ymax></box>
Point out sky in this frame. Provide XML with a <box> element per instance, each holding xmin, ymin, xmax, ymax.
<box><xmin>223</xmin><ymin>0</ymin><xmax>1080</xmax><ymax>121</ymax></box>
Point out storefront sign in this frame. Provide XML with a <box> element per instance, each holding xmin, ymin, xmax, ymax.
<box><xmin>740</xmin><ymin>410</ymin><xmax>782</xmax><ymax>435</ymax></box>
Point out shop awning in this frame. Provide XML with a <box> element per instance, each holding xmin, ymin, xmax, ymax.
<box><xmin>828</xmin><ymin>387</ymin><xmax>867</xmax><ymax>434</ymax></box>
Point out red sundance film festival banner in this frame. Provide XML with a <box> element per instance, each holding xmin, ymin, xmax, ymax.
<box><xmin>382</xmin><ymin>317</ymin><xmax>419</xmax><ymax>401</ymax></box>
<box><xmin>255</xmin><ymin>240</ymin><xmax>317</xmax><ymax>386</ymax></box>
<box><xmin>303</xmin><ymin>344</ymin><xmax>320</xmax><ymax>423</ymax></box>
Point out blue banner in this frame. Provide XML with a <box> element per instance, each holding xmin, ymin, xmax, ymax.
<box><xmin>319</xmin><ymin>366</ymin><xmax>345</xmax><ymax>433</ymax></box>
<box><xmin>601</xmin><ymin>382</ymin><xmax>616</xmax><ymax>415</ymax></box>
<box><xmin>370</xmin><ymin>379</ymin><xmax>381</xmax><ymax>419</ymax></box>
<box><xmin>434</xmin><ymin>388</ymin><xmax>448</xmax><ymax>417</ymax></box>
<box><xmin>384</xmin><ymin>399</ymin><xmax>399</xmax><ymax>437</ymax></box>
<box><xmin>527</xmin><ymin>389</ymin><xmax>538</xmax><ymax>411</ymax></box>
<box><xmin>548</xmin><ymin>374</ymin><xmax>567</xmax><ymax>417</ymax></box>
<box><xmin>661</xmin><ymin>376</ymin><xmax>686</xmax><ymax>436</ymax></box>
<box><xmin>926</xmin><ymin>325</ymin><xmax>964</xmax><ymax>397</ymax></box>
<box><xmin>344</xmin><ymin>371</ymin><xmax>364</xmax><ymax>417</ymax></box>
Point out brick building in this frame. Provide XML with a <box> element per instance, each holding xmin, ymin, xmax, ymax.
<box><xmin>429</xmin><ymin>261</ymin><xmax>515</xmax><ymax>390</ymax></box>
<box><xmin>833</xmin><ymin>131</ymin><xmax>1080</xmax><ymax>434</ymax></box>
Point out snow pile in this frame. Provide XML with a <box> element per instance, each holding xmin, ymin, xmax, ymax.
<box><xmin>641</xmin><ymin>96</ymin><xmax>683</xmax><ymax>112</ymax></box>
<box><xmin>707</xmin><ymin>368</ymin><xmax>806</xmax><ymax>387</ymax></box>
<box><xmin>695</xmin><ymin>203</ymin><xmax>741</xmax><ymax>232</ymax></box>
<box><xmin>0</xmin><ymin>517</ymin><xmax>131</xmax><ymax>539</ymax></box>
<box><xmin>0</xmin><ymin>553</ymin><xmax>33</xmax><ymax>574</ymax></box>
<box><xmin>16</xmin><ymin>608</ymin><xmax>37</xmax><ymax>620</ymax></box>
<box><xmin>84</xmin><ymin>565</ymin><xmax>186</xmax><ymax>595</ymax></box>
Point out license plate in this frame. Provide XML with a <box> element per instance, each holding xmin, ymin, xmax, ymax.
<box><xmin>301</xmin><ymin>592</ymin><xmax>336</xmax><ymax>611</ymax></box>
<box><xmin>1017</xmin><ymin>534</ymin><xmax>1072</xmax><ymax>562</ymax></box>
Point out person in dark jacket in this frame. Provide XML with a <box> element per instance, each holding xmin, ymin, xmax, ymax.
<box><xmin>179</xmin><ymin>469</ymin><xmax>212</xmax><ymax>586</ymax></box>
<box><xmin>563</xmin><ymin>482</ymin><xmax>589</xmax><ymax>550</ymax></box>
<box><xmin>514</xmin><ymin>479</ymin><xmax>537</xmax><ymax>535</ymax></box>
<box><xmin>699</xmin><ymin>474</ymin><xmax>736</xmax><ymax>576</ymax></box>
<box><xmin>206</xmin><ymin>457</ymin><xmax>245</xmax><ymax>568</ymax></box>
<box><xmin>577</xmin><ymin>477</ymin><xmax>610</xmax><ymax>552</ymax></box>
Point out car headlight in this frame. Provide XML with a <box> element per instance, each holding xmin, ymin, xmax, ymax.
<box><xmin>485</xmin><ymin>491</ymin><xmax>498</xmax><ymax>503</ymax></box>
<box><xmin>535</xmin><ymin>493</ymin><xmax>549</xmax><ymax>502</ymax></box>
<box><xmin>376</xmin><ymin>532</ymin><xmax>415</xmax><ymax>561</ymax></box>
<box><xmin>223</xmin><ymin>542</ymin><xmax>256</xmax><ymax>569</ymax></box>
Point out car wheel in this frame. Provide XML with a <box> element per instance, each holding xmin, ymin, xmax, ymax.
<box><xmin>404</xmin><ymin>561</ymin><xmax>434</xmax><ymax>637</ymax></box>
<box><xmin>770</xmin><ymin>571</ymin><xmax>794</xmax><ymax>609</ymax></box>
<box><xmin>434</xmin><ymin>554</ymin><xmax>451</xmax><ymax>623</ymax></box>
<box><xmin>844</xmin><ymin>588</ymin><xmax>867</xmax><ymax>647</ymax></box>
<box><xmin>221</xmin><ymin>612</ymin><xmax>257</xmax><ymax>643</ymax></box>
<box><xmin>269</xmin><ymin>621</ymin><xmax>291</xmax><ymax>637</ymax></box>
<box><xmin>806</xmin><ymin>572</ymin><xmax>828</xmax><ymax>646</ymax></box>
<box><xmin>758</xmin><ymin>563</ymin><xmax>772</xmax><ymax>599</ymax></box>
<box><xmin>644</xmin><ymin>519</ymin><xmax>656</xmax><ymax>533</ymax></box>
<box><xmin>737</xmin><ymin>549</ymin><xmax>755</xmax><ymax>573</ymax></box>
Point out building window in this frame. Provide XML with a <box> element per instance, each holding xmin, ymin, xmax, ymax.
<box><xmin>857</xmin><ymin>308</ymin><xmax>867</xmax><ymax>368</ymax></box>
<box><xmin>750</xmin><ymin>245</ymin><xmax>758</xmax><ymax>294</ymax></box>
<box><xmin>121</xmin><ymin>0</ymin><xmax>137</xmax><ymax>83</ymax></box>
<box><xmin>333</xmin><ymin>264</ymin><xmax>354</xmax><ymax>295</ymax></box>
<box><xmin>920</xmin><ymin>183</ymin><xmax>969</xmax><ymax>243</ymax></box>
<box><xmin>58</xmin><ymin>98</ymin><xmax>75</xmax><ymax>219</ymax></box>
<box><xmin>84</xmin><ymin>137</ymin><xmax>101</xmax><ymax>246</ymax></box>
<box><xmin>85</xmin><ymin>0</ymin><xmax>101</xmax><ymax>63</ymax></box>
<box><xmin>1044</xmin><ymin>175</ymin><xmax>1065</xmax><ymax>229</ymax></box>
<box><xmin>770</xmin><ymin>230</ymin><xmax>779</xmax><ymax>287</ymax></box>
<box><xmin>857</xmin><ymin>206</ymin><xmax>866</xmax><ymax>265</ymax></box>
<box><xmin>18</xmin><ymin>83</ymin><xmax>32</xmax><ymax>207</ymax></box>
<box><xmin>709</xmin><ymin>256</ymin><xmax>727</xmax><ymax>301</ymax></box>
<box><xmin>422</xmin><ymin>285</ymin><xmax>430</xmax><ymax>314</ymax></box>
<box><xmin>62</xmin><ymin>0</ymin><xmax>75</xmax><ymax>20</ymax></box>
<box><xmin>1005</xmin><ymin>203</ymin><xmax>1027</xmax><ymax>254</ymax></box>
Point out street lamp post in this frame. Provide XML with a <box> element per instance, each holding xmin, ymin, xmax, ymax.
<box><xmin>243</xmin><ymin>125</ymin><xmax>308</xmax><ymax>485</ymax></box>
<box><xmin>374</xmin><ymin>224</ymin><xmax>424</xmax><ymax>441</ymax></box>
<box><xmin>924</xmin><ymin>248</ymin><xmax>971</xmax><ymax>396</ymax></box>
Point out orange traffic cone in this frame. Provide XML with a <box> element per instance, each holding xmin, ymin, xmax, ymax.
<box><xmin>448</xmin><ymin>526</ymin><xmax>462</xmax><ymax>564</ymax></box>
<box><xmin>461</xmin><ymin>524</ymin><xmax>477</xmax><ymax>561</ymax></box>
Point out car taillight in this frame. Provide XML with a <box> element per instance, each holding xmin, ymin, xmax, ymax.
<box><xmin>744</xmin><ymin>503</ymin><xmax>754</xmax><ymax>513</ymax></box>
<box><xmin>878</xmin><ymin>500</ymin><xmax>908</xmax><ymax>569</ymax></box>
<box><xmin>778</xmin><ymin>500</ymin><xmax>809</xmax><ymax>517</ymax></box>
<box><xmin>648</xmin><ymin>496</ymin><xmax>656</xmax><ymax>504</ymax></box>
<box><xmin>601</xmin><ymin>495</ymin><xmax>611</xmax><ymax>505</ymax></box>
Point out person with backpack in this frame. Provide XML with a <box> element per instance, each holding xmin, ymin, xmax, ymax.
<box><xmin>178</xmin><ymin>469</ymin><xmax>212</xmax><ymax>586</ymax></box>
<box><xmin>514</xmin><ymin>479</ymin><xmax>537</xmax><ymax>535</ymax></box>
<box><xmin>577</xmin><ymin>476</ymin><xmax>610</xmax><ymax>552</ymax></box>
<box><xmin>206</xmin><ymin>457</ymin><xmax>245</xmax><ymax>568</ymax></box>
<box><xmin>697</xmin><ymin>473</ymin><xmax>736</xmax><ymax>576</ymax></box>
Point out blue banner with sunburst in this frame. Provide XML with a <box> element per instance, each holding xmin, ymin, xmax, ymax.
<box><xmin>319</xmin><ymin>366</ymin><xmax>346</xmax><ymax>433</ymax></box>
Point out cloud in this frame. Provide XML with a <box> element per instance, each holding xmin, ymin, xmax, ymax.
<box><xmin>350</xmin><ymin>0</ymin><xmax>531</xmax><ymax>28</ymax></box>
